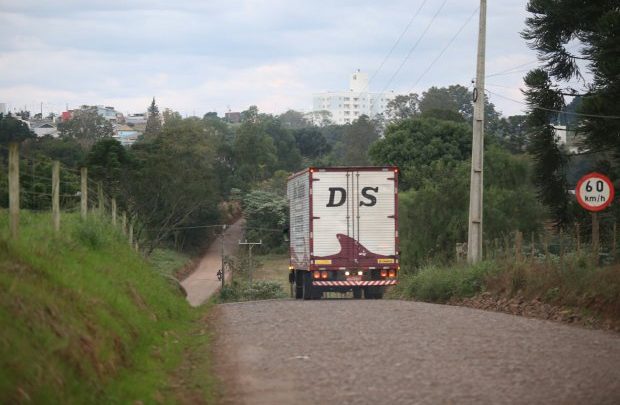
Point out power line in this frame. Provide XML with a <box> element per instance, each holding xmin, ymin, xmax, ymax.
<box><xmin>380</xmin><ymin>0</ymin><xmax>448</xmax><ymax>94</ymax></box>
<box><xmin>364</xmin><ymin>0</ymin><xmax>429</xmax><ymax>93</ymax></box>
<box><xmin>486</xmin><ymin>60</ymin><xmax>538</xmax><ymax>77</ymax></box>
<box><xmin>486</xmin><ymin>89</ymin><xmax>620</xmax><ymax>119</ymax></box>
<box><xmin>411</xmin><ymin>6</ymin><xmax>479</xmax><ymax>90</ymax></box>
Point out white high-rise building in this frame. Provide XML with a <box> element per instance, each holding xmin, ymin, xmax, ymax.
<box><xmin>311</xmin><ymin>70</ymin><xmax>395</xmax><ymax>125</ymax></box>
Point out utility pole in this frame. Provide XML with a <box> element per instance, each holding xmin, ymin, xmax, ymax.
<box><xmin>238</xmin><ymin>240</ymin><xmax>262</xmax><ymax>283</ymax></box>
<box><xmin>467</xmin><ymin>0</ymin><xmax>487</xmax><ymax>263</ymax></box>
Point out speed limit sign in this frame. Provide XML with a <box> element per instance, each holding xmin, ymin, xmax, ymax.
<box><xmin>575</xmin><ymin>172</ymin><xmax>615</xmax><ymax>212</ymax></box>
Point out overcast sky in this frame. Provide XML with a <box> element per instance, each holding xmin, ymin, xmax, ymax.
<box><xmin>0</xmin><ymin>0</ymin><xmax>542</xmax><ymax>118</ymax></box>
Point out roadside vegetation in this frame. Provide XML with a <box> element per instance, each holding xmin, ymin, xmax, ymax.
<box><xmin>218</xmin><ymin>252</ymin><xmax>287</xmax><ymax>303</ymax></box>
<box><xmin>0</xmin><ymin>212</ymin><xmax>216</xmax><ymax>403</ymax></box>
<box><xmin>391</xmin><ymin>257</ymin><xmax>620</xmax><ymax>329</ymax></box>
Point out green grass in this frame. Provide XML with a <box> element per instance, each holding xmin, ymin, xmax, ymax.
<box><xmin>149</xmin><ymin>248</ymin><xmax>191</xmax><ymax>277</ymax></box>
<box><xmin>217</xmin><ymin>253</ymin><xmax>289</xmax><ymax>302</ymax></box>
<box><xmin>391</xmin><ymin>261</ymin><xmax>496</xmax><ymax>303</ymax></box>
<box><xmin>0</xmin><ymin>210</ymin><xmax>215</xmax><ymax>403</ymax></box>
<box><xmin>393</xmin><ymin>256</ymin><xmax>620</xmax><ymax>322</ymax></box>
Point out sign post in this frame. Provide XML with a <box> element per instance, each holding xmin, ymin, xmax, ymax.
<box><xmin>575</xmin><ymin>172</ymin><xmax>615</xmax><ymax>260</ymax></box>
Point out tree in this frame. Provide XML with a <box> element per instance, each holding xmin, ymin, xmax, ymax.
<box><xmin>125</xmin><ymin>118</ymin><xmax>222</xmax><ymax>252</ymax></box>
<box><xmin>306</xmin><ymin>110</ymin><xmax>333</xmax><ymax>127</ymax></box>
<box><xmin>398</xmin><ymin>146</ymin><xmax>544</xmax><ymax>267</ymax></box>
<box><xmin>293</xmin><ymin>127</ymin><xmax>331</xmax><ymax>159</ymax></box>
<box><xmin>385</xmin><ymin>93</ymin><xmax>420</xmax><ymax>122</ymax></box>
<box><xmin>86</xmin><ymin>138</ymin><xmax>130</xmax><ymax>197</ymax></box>
<box><xmin>264</xmin><ymin>119</ymin><xmax>302</xmax><ymax>172</ymax></box>
<box><xmin>0</xmin><ymin>113</ymin><xmax>36</xmax><ymax>144</ymax></box>
<box><xmin>342</xmin><ymin>115</ymin><xmax>379</xmax><ymax>165</ymax></box>
<box><xmin>233</xmin><ymin>118</ymin><xmax>277</xmax><ymax>188</ymax></box>
<box><xmin>243</xmin><ymin>190</ymin><xmax>289</xmax><ymax>253</ymax></box>
<box><xmin>369</xmin><ymin>117</ymin><xmax>472</xmax><ymax>189</ymax></box>
<box><xmin>521</xmin><ymin>0</ymin><xmax>620</xmax><ymax>223</ymax></box>
<box><xmin>278</xmin><ymin>110</ymin><xmax>310</xmax><ymax>129</ymax></box>
<box><xmin>418</xmin><ymin>85</ymin><xmax>502</xmax><ymax>133</ymax></box>
<box><xmin>496</xmin><ymin>115</ymin><xmax>529</xmax><ymax>153</ymax></box>
<box><xmin>144</xmin><ymin>98</ymin><xmax>162</xmax><ymax>139</ymax></box>
<box><xmin>523</xmin><ymin>69</ymin><xmax>571</xmax><ymax>226</ymax></box>
<box><xmin>419</xmin><ymin>85</ymin><xmax>472</xmax><ymax>120</ymax></box>
<box><xmin>57</xmin><ymin>108</ymin><xmax>113</xmax><ymax>150</ymax></box>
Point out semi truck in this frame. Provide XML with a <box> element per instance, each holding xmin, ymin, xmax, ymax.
<box><xmin>287</xmin><ymin>166</ymin><xmax>399</xmax><ymax>299</ymax></box>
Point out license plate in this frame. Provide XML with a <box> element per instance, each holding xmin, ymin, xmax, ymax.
<box><xmin>346</xmin><ymin>276</ymin><xmax>361</xmax><ymax>281</ymax></box>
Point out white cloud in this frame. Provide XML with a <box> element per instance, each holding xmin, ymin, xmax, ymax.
<box><xmin>0</xmin><ymin>0</ymin><xmax>538</xmax><ymax>117</ymax></box>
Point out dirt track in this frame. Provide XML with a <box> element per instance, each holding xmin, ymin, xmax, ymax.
<box><xmin>213</xmin><ymin>299</ymin><xmax>620</xmax><ymax>405</ymax></box>
<box><xmin>181</xmin><ymin>219</ymin><xmax>245</xmax><ymax>307</ymax></box>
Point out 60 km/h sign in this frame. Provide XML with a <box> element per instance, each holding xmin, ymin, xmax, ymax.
<box><xmin>575</xmin><ymin>172</ymin><xmax>615</xmax><ymax>212</ymax></box>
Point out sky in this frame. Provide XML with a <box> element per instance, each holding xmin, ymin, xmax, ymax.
<box><xmin>0</xmin><ymin>0</ymin><xmax>546</xmax><ymax>118</ymax></box>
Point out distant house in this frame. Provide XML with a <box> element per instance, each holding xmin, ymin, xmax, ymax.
<box><xmin>126</xmin><ymin>113</ymin><xmax>148</xmax><ymax>126</ymax></box>
<box><xmin>30</xmin><ymin>120</ymin><xmax>59</xmax><ymax>137</ymax></box>
<box><xmin>114</xmin><ymin>124</ymin><xmax>141</xmax><ymax>146</ymax></box>
<box><xmin>225</xmin><ymin>111</ymin><xmax>241</xmax><ymax>124</ymax></box>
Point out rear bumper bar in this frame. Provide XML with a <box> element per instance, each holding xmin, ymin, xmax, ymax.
<box><xmin>312</xmin><ymin>280</ymin><xmax>397</xmax><ymax>286</ymax></box>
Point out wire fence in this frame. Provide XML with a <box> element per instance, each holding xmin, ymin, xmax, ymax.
<box><xmin>0</xmin><ymin>142</ymin><xmax>139</xmax><ymax>251</ymax></box>
<box><xmin>456</xmin><ymin>217</ymin><xmax>619</xmax><ymax>266</ymax></box>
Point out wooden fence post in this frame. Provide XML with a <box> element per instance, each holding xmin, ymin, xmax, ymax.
<box><xmin>52</xmin><ymin>161</ymin><xmax>60</xmax><ymax>232</ymax></box>
<box><xmin>613</xmin><ymin>222</ymin><xmax>617</xmax><ymax>261</ymax></box>
<box><xmin>80</xmin><ymin>167</ymin><xmax>88</xmax><ymax>219</ymax></box>
<box><xmin>111</xmin><ymin>198</ymin><xmax>117</xmax><ymax>226</ymax></box>
<box><xmin>128</xmin><ymin>222</ymin><xmax>133</xmax><ymax>247</ymax></box>
<box><xmin>97</xmin><ymin>181</ymin><xmax>104</xmax><ymax>215</ymax></box>
<box><xmin>576</xmin><ymin>223</ymin><xmax>581</xmax><ymax>253</ymax></box>
<box><xmin>515</xmin><ymin>231</ymin><xmax>523</xmax><ymax>261</ymax></box>
<box><xmin>8</xmin><ymin>142</ymin><xmax>19</xmax><ymax>239</ymax></box>
<box><xmin>122</xmin><ymin>211</ymin><xmax>127</xmax><ymax>235</ymax></box>
<box><xmin>530</xmin><ymin>233</ymin><xmax>535</xmax><ymax>260</ymax></box>
<box><xmin>559</xmin><ymin>228</ymin><xmax>564</xmax><ymax>264</ymax></box>
<box><xmin>592</xmin><ymin>212</ymin><xmax>599</xmax><ymax>262</ymax></box>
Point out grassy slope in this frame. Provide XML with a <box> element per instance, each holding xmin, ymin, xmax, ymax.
<box><xmin>0</xmin><ymin>211</ymin><xmax>215</xmax><ymax>403</ymax></box>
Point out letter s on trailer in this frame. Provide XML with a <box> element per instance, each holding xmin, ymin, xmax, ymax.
<box><xmin>287</xmin><ymin>167</ymin><xmax>399</xmax><ymax>300</ymax></box>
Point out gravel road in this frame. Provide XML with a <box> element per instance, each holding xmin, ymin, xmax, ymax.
<box><xmin>182</xmin><ymin>219</ymin><xmax>245</xmax><ymax>307</ymax></box>
<box><xmin>213</xmin><ymin>299</ymin><xmax>620</xmax><ymax>405</ymax></box>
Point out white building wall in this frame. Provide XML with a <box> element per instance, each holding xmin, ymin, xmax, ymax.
<box><xmin>312</xmin><ymin>71</ymin><xmax>394</xmax><ymax>125</ymax></box>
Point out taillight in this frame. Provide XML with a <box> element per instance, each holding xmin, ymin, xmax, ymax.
<box><xmin>321</xmin><ymin>271</ymin><xmax>328</xmax><ymax>279</ymax></box>
<box><xmin>389</xmin><ymin>269</ymin><xmax>396</xmax><ymax>278</ymax></box>
<box><xmin>380</xmin><ymin>269</ymin><xmax>388</xmax><ymax>277</ymax></box>
<box><xmin>313</xmin><ymin>271</ymin><xmax>321</xmax><ymax>279</ymax></box>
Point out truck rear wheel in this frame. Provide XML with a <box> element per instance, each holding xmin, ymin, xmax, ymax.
<box><xmin>294</xmin><ymin>271</ymin><xmax>303</xmax><ymax>299</ymax></box>
<box><xmin>352</xmin><ymin>287</ymin><xmax>362</xmax><ymax>299</ymax></box>
<box><xmin>302</xmin><ymin>272</ymin><xmax>313</xmax><ymax>300</ymax></box>
<box><xmin>364</xmin><ymin>286</ymin><xmax>385</xmax><ymax>299</ymax></box>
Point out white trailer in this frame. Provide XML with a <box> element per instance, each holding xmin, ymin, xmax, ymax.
<box><xmin>287</xmin><ymin>167</ymin><xmax>399</xmax><ymax>299</ymax></box>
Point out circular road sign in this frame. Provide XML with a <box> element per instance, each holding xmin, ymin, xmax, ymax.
<box><xmin>575</xmin><ymin>172</ymin><xmax>615</xmax><ymax>212</ymax></box>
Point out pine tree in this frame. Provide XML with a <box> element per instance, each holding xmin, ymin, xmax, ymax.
<box><xmin>523</xmin><ymin>69</ymin><xmax>571</xmax><ymax>226</ymax></box>
<box><xmin>144</xmin><ymin>97</ymin><xmax>162</xmax><ymax>139</ymax></box>
<box><xmin>521</xmin><ymin>0</ymin><xmax>620</xmax><ymax>224</ymax></box>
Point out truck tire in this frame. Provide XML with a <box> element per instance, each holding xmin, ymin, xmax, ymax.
<box><xmin>302</xmin><ymin>272</ymin><xmax>313</xmax><ymax>300</ymax></box>
<box><xmin>364</xmin><ymin>286</ymin><xmax>384</xmax><ymax>299</ymax></box>
<box><xmin>353</xmin><ymin>287</ymin><xmax>362</xmax><ymax>299</ymax></box>
<box><xmin>294</xmin><ymin>271</ymin><xmax>303</xmax><ymax>299</ymax></box>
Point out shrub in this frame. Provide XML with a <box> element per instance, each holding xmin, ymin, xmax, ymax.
<box><xmin>219</xmin><ymin>280</ymin><xmax>286</xmax><ymax>302</ymax></box>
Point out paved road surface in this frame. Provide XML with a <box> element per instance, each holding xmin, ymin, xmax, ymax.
<box><xmin>213</xmin><ymin>299</ymin><xmax>620</xmax><ymax>405</ymax></box>
<box><xmin>181</xmin><ymin>219</ymin><xmax>245</xmax><ymax>306</ymax></box>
